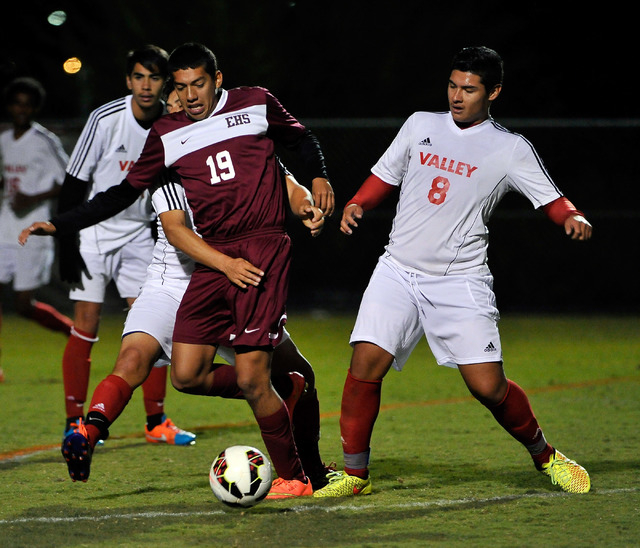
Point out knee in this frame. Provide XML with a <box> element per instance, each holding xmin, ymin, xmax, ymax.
<box><xmin>468</xmin><ymin>377</ymin><xmax>508</xmax><ymax>406</ymax></box>
<box><xmin>113</xmin><ymin>347</ymin><xmax>152</xmax><ymax>388</ymax></box>
<box><xmin>170</xmin><ymin>366</ymin><xmax>198</xmax><ymax>393</ymax></box>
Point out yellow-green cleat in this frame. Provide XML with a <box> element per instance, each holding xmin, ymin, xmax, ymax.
<box><xmin>540</xmin><ymin>449</ymin><xmax>590</xmax><ymax>493</ymax></box>
<box><xmin>312</xmin><ymin>470</ymin><xmax>372</xmax><ymax>498</ymax></box>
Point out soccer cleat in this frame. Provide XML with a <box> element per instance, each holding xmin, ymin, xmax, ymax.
<box><xmin>539</xmin><ymin>449</ymin><xmax>591</xmax><ymax>494</ymax></box>
<box><xmin>64</xmin><ymin>422</ymin><xmax>103</xmax><ymax>446</ymax></box>
<box><xmin>145</xmin><ymin>415</ymin><xmax>196</xmax><ymax>446</ymax></box>
<box><xmin>312</xmin><ymin>470</ymin><xmax>372</xmax><ymax>498</ymax></box>
<box><xmin>61</xmin><ymin>418</ymin><xmax>93</xmax><ymax>482</ymax></box>
<box><xmin>265</xmin><ymin>477</ymin><xmax>313</xmax><ymax>499</ymax></box>
<box><xmin>283</xmin><ymin>371</ymin><xmax>307</xmax><ymax>420</ymax></box>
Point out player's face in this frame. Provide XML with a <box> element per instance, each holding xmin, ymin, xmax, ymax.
<box><xmin>6</xmin><ymin>92</ymin><xmax>37</xmax><ymax>129</ymax></box>
<box><xmin>166</xmin><ymin>90</ymin><xmax>183</xmax><ymax>114</ymax></box>
<box><xmin>448</xmin><ymin>70</ymin><xmax>501</xmax><ymax>127</ymax></box>
<box><xmin>127</xmin><ymin>62</ymin><xmax>166</xmax><ymax>113</ymax></box>
<box><xmin>172</xmin><ymin>65</ymin><xmax>223</xmax><ymax>121</ymax></box>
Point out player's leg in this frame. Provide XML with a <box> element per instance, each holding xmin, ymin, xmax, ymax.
<box><xmin>270</xmin><ymin>336</ymin><xmax>330</xmax><ymax>489</ymax></box>
<box><xmin>62</xmin><ymin>330</ymin><xmax>161</xmax><ymax>482</ymax></box>
<box><xmin>459</xmin><ymin>361</ymin><xmax>590</xmax><ymax>493</ymax></box>
<box><xmin>13</xmin><ymin>290</ymin><xmax>73</xmax><ymax>334</ymax></box>
<box><xmin>62</xmin><ymin>299</ymin><xmax>102</xmax><ymax>433</ymax></box>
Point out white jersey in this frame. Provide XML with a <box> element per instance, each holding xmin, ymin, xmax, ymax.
<box><xmin>148</xmin><ymin>177</ymin><xmax>196</xmax><ymax>287</ymax></box>
<box><xmin>372</xmin><ymin>112</ymin><xmax>562</xmax><ymax>276</ymax></box>
<box><xmin>66</xmin><ymin>95</ymin><xmax>155</xmax><ymax>254</ymax></box>
<box><xmin>0</xmin><ymin>122</ymin><xmax>68</xmax><ymax>245</ymax></box>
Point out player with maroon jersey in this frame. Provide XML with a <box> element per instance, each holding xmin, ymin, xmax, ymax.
<box><xmin>25</xmin><ymin>43</ymin><xmax>332</xmax><ymax>499</ymax></box>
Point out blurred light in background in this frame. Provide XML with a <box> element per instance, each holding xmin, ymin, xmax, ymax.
<box><xmin>47</xmin><ymin>10</ymin><xmax>67</xmax><ymax>26</ymax></box>
<box><xmin>63</xmin><ymin>57</ymin><xmax>82</xmax><ymax>74</ymax></box>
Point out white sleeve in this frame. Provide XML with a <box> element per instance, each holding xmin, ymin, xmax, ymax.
<box><xmin>151</xmin><ymin>177</ymin><xmax>189</xmax><ymax>216</ymax></box>
<box><xmin>66</xmin><ymin>109</ymin><xmax>108</xmax><ymax>181</ymax></box>
<box><xmin>370</xmin><ymin>114</ymin><xmax>416</xmax><ymax>187</ymax></box>
<box><xmin>507</xmin><ymin>136</ymin><xmax>563</xmax><ymax>208</ymax></box>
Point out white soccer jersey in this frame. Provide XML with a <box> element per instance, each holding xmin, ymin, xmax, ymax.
<box><xmin>0</xmin><ymin>122</ymin><xmax>68</xmax><ymax>244</ymax></box>
<box><xmin>66</xmin><ymin>95</ymin><xmax>155</xmax><ymax>254</ymax></box>
<box><xmin>147</xmin><ymin>177</ymin><xmax>195</xmax><ymax>285</ymax></box>
<box><xmin>372</xmin><ymin>112</ymin><xmax>563</xmax><ymax>276</ymax></box>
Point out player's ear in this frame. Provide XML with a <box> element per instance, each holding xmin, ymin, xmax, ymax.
<box><xmin>126</xmin><ymin>74</ymin><xmax>133</xmax><ymax>91</ymax></box>
<box><xmin>488</xmin><ymin>84</ymin><xmax>502</xmax><ymax>102</ymax></box>
<box><xmin>215</xmin><ymin>71</ymin><xmax>223</xmax><ymax>89</ymax></box>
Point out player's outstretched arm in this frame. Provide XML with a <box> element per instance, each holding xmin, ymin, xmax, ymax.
<box><xmin>286</xmin><ymin>174</ymin><xmax>324</xmax><ymax>237</ymax></box>
<box><xmin>160</xmin><ymin>209</ymin><xmax>264</xmax><ymax>289</ymax></box>
<box><xmin>564</xmin><ymin>214</ymin><xmax>592</xmax><ymax>241</ymax></box>
<box><xmin>18</xmin><ymin>221</ymin><xmax>57</xmax><ymax>245</ymax></box>
<box><xmin>340</xmin><ymin>174</ymin><xmax>396</xmax><ymax>235</ymax></box>
<box><xmin>542</xmin><ymin>197</ymin><xmax>592</xmax><ymax>241</ymax></box>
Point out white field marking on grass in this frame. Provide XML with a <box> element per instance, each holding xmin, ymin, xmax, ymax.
<box><xmin>0</xmin><ymin>488</ymin><xmax>636</xmax><ymax>525</ymax></box>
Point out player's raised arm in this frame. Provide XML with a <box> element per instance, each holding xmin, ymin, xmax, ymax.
<box><xmin>340</xmin><ymin>173</ymin><xmax>396</xmax><ymax>235</ymax></box>
<box><xmin>18</xmin><ymin>178</ymin><xmax>143</xmax><ymax>246</ymax></box>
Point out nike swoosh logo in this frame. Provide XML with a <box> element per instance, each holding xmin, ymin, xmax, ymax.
<box><xmin>244</xmin><ymin>328</ymin><xmax>260</xmax><ymax>333</ymax></box>
<box><xmin>181</xmin><ymin>137</ymin><xmax>190</xmax><ymax>144</ymax></box>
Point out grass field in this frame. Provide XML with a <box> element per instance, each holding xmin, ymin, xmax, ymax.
<box><xmin>1</xmin><ymin>311</ymin><xmax>639</xmax><ymax>547</ymax></box>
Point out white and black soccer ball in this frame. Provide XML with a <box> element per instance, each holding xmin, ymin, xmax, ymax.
<box><xmin>209</xmin><ymin>445</ymin><xmax>272</xmax><ymax>507</ymax></box>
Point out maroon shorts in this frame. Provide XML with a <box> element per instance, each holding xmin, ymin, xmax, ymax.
<box><xmin>173</xmin><ymin>229</ymin><xmax>290</xmax><ymax>349</ymax></box>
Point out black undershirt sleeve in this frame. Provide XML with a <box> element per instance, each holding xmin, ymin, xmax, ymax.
<box><xmin>50</xmin><ymin>179</ymin><xmax>143</xmax><ymax>236</ymax></box>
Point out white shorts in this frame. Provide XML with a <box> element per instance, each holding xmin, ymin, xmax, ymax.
<box><xmin>122</xmin><ymin>274</ymin><xmax>290</xmax><ymax>367</ymax></box>
<box><xmin>69</xmin><ymin>238</ymin><xmax>154</xmax><ymax>303</ymax></box>
<box><xmin>0</xmin><ymin>241</ymin><xmax>53</xmax><ymax>291</ymax></box>
<box><xmin>350</xmin><ymin>255</ymin><xmax>502</xmax><ymax>370</ymax></box>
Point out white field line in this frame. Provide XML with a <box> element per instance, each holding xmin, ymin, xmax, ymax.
<box><xmin>0</xmin><ymin>488</ymin><xmax>636</xmax><ymax>525</ymax></box>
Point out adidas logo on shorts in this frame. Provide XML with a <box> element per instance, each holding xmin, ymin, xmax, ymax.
<box><xmin>484</xmin><ymin>342</ymin><xmax>497</xmax><ymax>353</ymax></box>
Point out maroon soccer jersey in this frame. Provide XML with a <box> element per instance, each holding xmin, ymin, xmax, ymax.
<box><xmin>127</xmin><ymin>86</ymin><xmax>307</xmax><ymax>243</ymax></box>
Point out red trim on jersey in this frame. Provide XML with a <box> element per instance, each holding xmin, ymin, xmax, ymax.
<box><xmin>543</xmin><ymin>197</ymin><xmax>583</xmax><ymax>226</ymax></box>
<box><xmin>346</xmin><ymin>174</ymin><xmax>395</xmax><ymax>211</ymax></box>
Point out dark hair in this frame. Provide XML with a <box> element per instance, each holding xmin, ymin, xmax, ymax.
<box><xmin>451</xmin><ymin>46</ymin><xmax>504</xmax><ymax>92</ymax></box>
<box><xmin>126</xmin><ymin>44</ymin><xmax>169</xmax><ymax>78</ymax></box>
<box><xmin>3</xmin><ymin>77</ymin><xmax>46</xmax><ymax>109</ymax></box>
<box><xmin>168</xmin><ymin>43</ymin><xmax>218</xmax><ymax>77</ymax></box>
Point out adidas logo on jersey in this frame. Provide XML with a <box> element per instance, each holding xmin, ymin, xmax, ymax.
<box><xmin>115</xmin><ymin>144</ymin><xmax>127</xmax><ymax>153</ymax></box>
<box><xmin>419</xmin><ymin>137</ymin><xmax>432</xmax><ymax>146</ymax></box>
<box><xmin>484</xmin><ymin>342</ymin><xmax>497</xmax><ymax>353</ymax></box>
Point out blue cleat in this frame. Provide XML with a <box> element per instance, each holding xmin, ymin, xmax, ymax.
<box><xmin>61</xmin><ymin>418</ymin><xmax>93</xmax><ymax>482</ymax></box>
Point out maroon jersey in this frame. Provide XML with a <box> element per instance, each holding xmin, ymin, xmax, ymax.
<box><xmin>127</xmin><ymin>86</ymin><xmax>307</xmax><ymax>243</ymax></box>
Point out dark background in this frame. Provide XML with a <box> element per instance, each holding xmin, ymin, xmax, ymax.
<box><xmin>1</xmin><ymin>1</ymin><xmax>638</xmax><ymax>314</ymax></box>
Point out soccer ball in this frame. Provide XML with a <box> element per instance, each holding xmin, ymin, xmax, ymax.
<box><xmin>209</xmin><ymin>445</ymin><xmax>272</xmax><ymax>507</ymax></box>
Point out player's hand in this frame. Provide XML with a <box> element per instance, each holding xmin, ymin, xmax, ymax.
<box><xmin>564</xmin><ymin>215</ymin><xmax>592</xmax><ymax>241</ymax></box>
<box><xmin>340</xmin><ymin>203</ymin><xmax>364</xmax><ymax>235</ymax></box>
<box><xmin>299</xmin><ymin>204</ymin><xmax>325</xmax><ymax>237</ymax></box>
<box><xmin>18</xmin><ymin>221</ymin><xmax>57</xmax><ymax>245</ymax></box>
<box><xmin>221</xmin><ymin>257</ymin><xmax>264</xmax><ymax>289</ymax></box>
<box><xmin>311</xmin><ymin>178</ymin><xmax>335</xmax><ymax>217</ymax></box>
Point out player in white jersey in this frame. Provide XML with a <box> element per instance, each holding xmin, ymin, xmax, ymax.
<box><xmin>314</xmin><ymin>46</ymin><xmax>593</xmax><ymax>498</ymax></box>
<box><xmin>0</xmin><ymin>77</ymin><xmax>73</xmax><ymax>383</ymax></box>
<box><xmin>57</xmin><ymin>45</ymin><xmax>192</xmax><ymax>445</ymax></box>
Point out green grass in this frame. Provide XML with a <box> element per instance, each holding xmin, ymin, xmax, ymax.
<box><xmin>1</xmin><ymin>312</ymin><xmax>639</xmax><ymax>547</ymax></box>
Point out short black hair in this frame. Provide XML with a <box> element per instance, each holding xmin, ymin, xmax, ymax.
<box><xmin>168</xmin><ymin>43</ymin><xmax>218</xmax><ymax>77</ymax></box>
<box><xmin>451</xmin><ymin>46</ymin><xmax>504</xmax><ymax>92</ymax></box>
<box><xmin>126</xmin><ymin>44</ymin><xmax>169</xmax><ymax>78</ymax></box>
<box><xmin>3</xmin><ymin>77</ymin><xmax>46</xmax><ymax>109</ymax></box>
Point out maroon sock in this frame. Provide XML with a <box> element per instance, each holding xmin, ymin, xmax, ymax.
<box><xmin>62</xmin><ymin>327</ymin><xmax>97</xmax><ymax>418</ymax></box>
<box><xmin>29</xmin><ymin>301</ymin><xmax>73</xmax><ymax>335</ymax></box>
<box><xmin>340</xmin><ymin>370</ymin><xmax>382</xmax><ymax>478</ymax></box>
<box><xmin>142</xmin><ymin>365</ymin><xmax>167</xmax><ymax>417</ymax></box>
<box><xmin>207</xmin><ymin>363</ymin><xmax>243</xmax><ymax>399</ymax></box>
<box><xmin>255</xmin><ymin>403</ymin><xmax>304</xmax><ymax>481</ymax></box>
<box><xmin>487</xmin><ymin>379</ymin><xmax>553</xmax><ymax>465</ymax></box>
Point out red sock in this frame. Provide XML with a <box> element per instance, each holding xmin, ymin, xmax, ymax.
<box><xmin>340</xmin><ymin>370</ymin><xmax>382</xmax><ymax>478</ymax></box>
<box><xmin>255</xmin><ymin>403</ymin><xmax>305</xmax><ymax>481</ymax></box>
<box><xmin>63</xmin><ymin>327</ymin><xmax>98</xmax><ymax>418</ymax></box>
<box><xmin>487</xmin><ymin>379</ymin><xmax>553</xmax><ymax>465</ymax></box>
<box><xmin>86</xmin><ymin>374</ymin><xmax>134</xmax><ymax>445</ymax></box>
<box><xmin>142</xmin><ymin>365</ymin><xmax>167</xmax><ymax>417</ymax></box>
<box><xmin>207</xmin><ymin>363</ymin><xmax>243</xmax><ymax>399</ymax></box>
<box><xmin>29</xmin><ymin>301</ymin><xmax>73</xmax><ymax>335</ymax></box>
